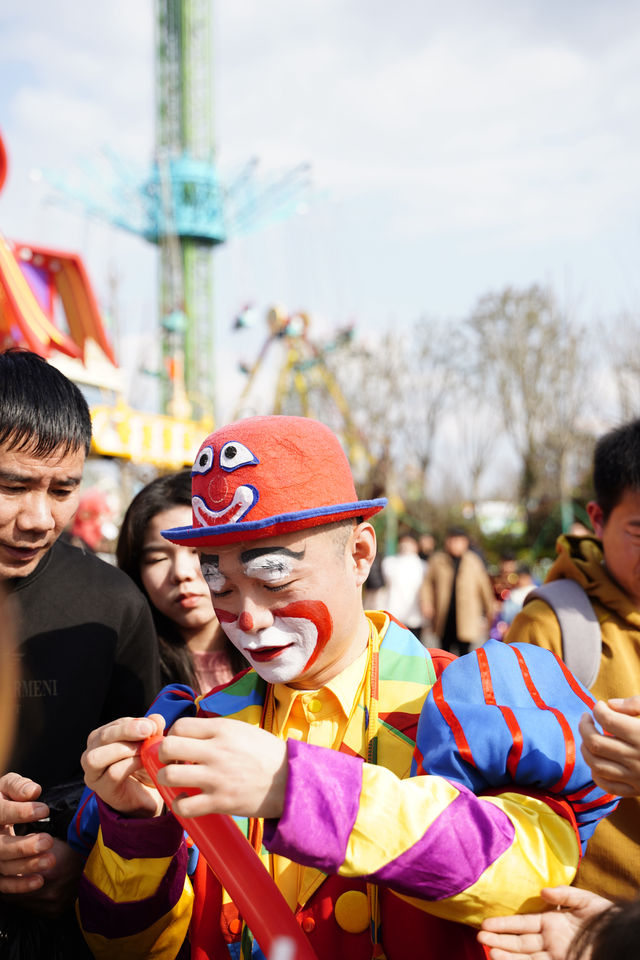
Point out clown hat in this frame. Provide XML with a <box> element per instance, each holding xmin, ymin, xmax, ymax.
<box><xmin>163</xmin><ymin>415</ymin><xmax>386</xmax><ymax>547</ymax></box>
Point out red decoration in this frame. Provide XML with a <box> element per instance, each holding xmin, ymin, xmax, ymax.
<box><xmin>141</xmin><ymin>735</ymin><xmax>318</xmax><ymax>960</ymax></box>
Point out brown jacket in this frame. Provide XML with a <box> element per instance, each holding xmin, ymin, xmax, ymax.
<box><xmin>420</xmin><ymin>549</ymin><xmax>495</xmax><ymax>643</ymax></box>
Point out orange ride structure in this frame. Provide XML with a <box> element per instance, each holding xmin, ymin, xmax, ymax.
<box><xmin>0</xmin><ymin>130</ymin><xmax>209</xmax><ymax>471</ymax></box>
<box><xmin>0</xmin><ymin>133</ymin><xmax>115</xmax><ymax>366</ymax></box>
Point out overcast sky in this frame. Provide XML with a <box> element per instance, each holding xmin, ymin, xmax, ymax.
<box><xmin>1</xmin><ymin>0</ymin><xmax>639</xmax><ymax>428</ymax></box>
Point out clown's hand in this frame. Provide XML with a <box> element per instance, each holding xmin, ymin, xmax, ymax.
<box><xmin>81</xmin><ymin>715</ymin><xmax>166</xmax><ymax>817</ymax></box>
<box><xmin>477</xmin><ymin>886</ymin><xmax>611</xmax><ymax>960</ymax></box>
<box><xmin>155</xmin><ymin>717</ymin><xmax>288</xmax><ymax>819</ymax></box>
<box><xmin>580</xmin><ymin>697</ymin><xmax>640</xmax><ymax>796</ymax></box>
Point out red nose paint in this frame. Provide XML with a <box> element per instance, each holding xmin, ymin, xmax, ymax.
<box><xmin>238</xmin><ymin>611</ymin><xmax>254</xmax><ymax>632</ymax></box>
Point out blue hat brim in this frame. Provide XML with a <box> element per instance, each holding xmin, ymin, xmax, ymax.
<box><xmin>163</xmin><ymin>498</ymin><xmax>387</xmax><ymax>547</ymax></box>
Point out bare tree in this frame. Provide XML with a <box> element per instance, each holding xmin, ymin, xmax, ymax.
<box><xmin>323</xmin><ymin>317</ymin><xmax>465</xmax><ymax>504</ymax></box>
<box><xmin>604</xmin><ymin>311</ymin><xmax>640</xmax><ymax>420</ymax></box>
<box><xmin>401</xmin><ymin>317</ymin><xmax>464</xmax><ymax>496</ymax></box>
<box><xmin>322</xmin><ymin>330</ymin><xmax>408</xmax><ymax>493</ymax></box>
<box><xmin>466</xmin><ymin>284</ymin><xmax>590</xmax><ymax>527</ymax></box>
<box><xmin>456</xmin><ymin>408</ymin><xmax>499</xmax><ymax>503</ymax></box>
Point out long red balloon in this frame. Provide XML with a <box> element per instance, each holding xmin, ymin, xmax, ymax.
<box><xmin>141</xmin><ymin>735</ymin><xmax>318</xmax><ymax>960</ymax></box>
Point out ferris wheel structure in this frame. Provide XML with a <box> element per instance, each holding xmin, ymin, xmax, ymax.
<box><xmin>232</xmin><ymin>305</ymin><xmax>373</xmax><ymax>473</ymax></box>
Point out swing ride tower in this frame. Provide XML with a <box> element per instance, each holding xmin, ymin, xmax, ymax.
<box><xmin>40</xmin><ymin>0</ymin><xmax>310</xmax><ymax>426</ymax></box>
<box><xmin>154</xmin><ymin>0</ymin><xmax>224</xmax><ymax>420</ymax></box>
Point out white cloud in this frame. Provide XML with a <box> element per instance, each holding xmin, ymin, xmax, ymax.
<box><xmin>210</xmin><ymin>5</ymin><xmax>640</xmax><ymax>263</ymax></box>
<box><xmin>1</xmin><ymin>0</ymin><xmax>640</xmax><ymax>421</ymax></box>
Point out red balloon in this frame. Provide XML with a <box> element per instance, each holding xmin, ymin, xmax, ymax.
<box><xmin>141</xmin><ymin>735</ymin><xmax>318</xmax><ymax>960</ymax></box>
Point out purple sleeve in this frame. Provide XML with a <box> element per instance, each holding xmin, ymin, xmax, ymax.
<box><xmin>262</xmin><ymin>739</ymin><xmax>515</xmax><ymax>901</ymax></box>
<box><xmin>78</xmin><ymin>798</ymin><xmax>189</xmax><ymax>941</ymax></box>
<box><xmin>263</xmin><ymin>739</ymin><xmax>364</xmax><ymax>871</ymax></box>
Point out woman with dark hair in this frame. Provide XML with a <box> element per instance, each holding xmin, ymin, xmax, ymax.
<box><xmin>117</xmin><ymin>470</ymin><xmax>246</xmax><ymax>693</ymax></box>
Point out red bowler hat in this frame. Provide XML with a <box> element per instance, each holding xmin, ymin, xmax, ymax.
<box><xmin>163</xmin><ymin>415</ymin><xmax>386</xmax><ymax>547</ymax></box>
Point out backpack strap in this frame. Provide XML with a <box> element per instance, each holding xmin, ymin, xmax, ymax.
<box><xmin>523</xmin><ymin>580</ymin><xmax>601</xmax><ymax>688</ymax></box>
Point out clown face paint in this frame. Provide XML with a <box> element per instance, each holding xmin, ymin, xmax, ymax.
<box><xmin>242</xmin><ymin>550</ymin><xmax>296</xmax><ymax>583</ymax></box>
<box><xmin>200</xmin><ymin>556</ymin><xmax>226</xmax><ymax>593</ymax></box>
<box><xmin>216</xmin><ymin>600</ymin><xmax>333</xmax><ymax>684</ymax></box>
<box><xmin>199</xmin><ymin>526</ymin><xmax>371</xmax><ymax>689</ymax></box>
<box><xmin>201</xmin><ymin>547</ymin><xmax>301</xmax><ymax>593</ymax></box>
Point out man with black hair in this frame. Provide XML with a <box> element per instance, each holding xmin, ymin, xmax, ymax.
<box><xmin>0</xmin><ymin>349</ymin><xmax>160</xmax><ymax>958</ymax></box>
<box><xmin>505</xmin><ymin>417</ymin><xmax>640</xmax><ymax>902</ymax></box>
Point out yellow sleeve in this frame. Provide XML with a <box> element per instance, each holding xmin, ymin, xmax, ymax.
<box><xmin>392</xmin><ymin>789</ymin><xmax>579</xmax><ymax>927</ymax></box>
<box><xmin>77</xmin><ymin>817</ymin><xmax>194</xmax><ymax>960</ymax></box>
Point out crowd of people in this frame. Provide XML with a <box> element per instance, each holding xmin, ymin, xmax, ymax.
<box><xmin>374</xmin><ymin>525</ymin><xmax>497</xmax><ymax>656</ymax></box>
<box><xmin>1</xmin><ymin>347</ymin><xmax>640</xmax><ymax>960</ymax></box>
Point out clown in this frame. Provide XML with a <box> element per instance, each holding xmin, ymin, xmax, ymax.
<box><xmin>74</xmin><ymin>416</ymin><xmax>618</xmax><ymax>960</ymax></box>
<box><xmin>177</xmin><ymin>417</ymin><xmax>384</xmax><ymax>687</ymax></box>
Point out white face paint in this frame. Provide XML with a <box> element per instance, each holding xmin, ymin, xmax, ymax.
<box><xmin>243</xmin><ymin>553</ymin><xmax>295</xmax><ymax>582</ymax></box>
<box><xmin>200</xmin><ymin>557</ymin><xmax>226</xmax><ymax>593</ymax></box>
<box><xmin>223</xmin><ymin>615</ymin><xmax>318</xmax><ymax>683</ymax></box>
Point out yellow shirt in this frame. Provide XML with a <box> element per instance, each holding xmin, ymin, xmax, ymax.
<box><xmin>270</xmin><ymin>647</ymin><xmax>369</xmax><ymax>908</ymax></box>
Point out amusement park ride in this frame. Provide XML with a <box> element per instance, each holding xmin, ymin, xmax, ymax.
<box><xmin>42</xmin><ymin>0</ymin><xmax>309</xmax><ymax>423</ymax></box>
<box><xmin>232</xmin><ymin>304</ymin><xmax>371</xmax><ymax>472</ymax></box>
<box><xmin>0</xmin><ymin>0</ymin><xmax>359</xmax><ymax>474</ymax></box>
<box><xmin>0</xmin><ymin>136</ymin><xmax>113</xmax><ymax>367</ymax></box>
<box><xmin>0</xmin><ymin>125</ymin><xmax>209</xmax><ymax>471</ymax></box>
